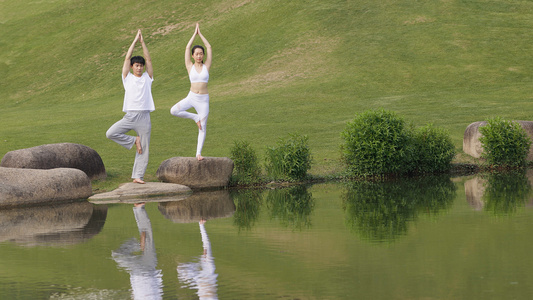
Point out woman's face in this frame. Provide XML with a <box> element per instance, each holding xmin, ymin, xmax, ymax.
<box><xmin>192</xmin><ymin>48</ymin><xmax>204</xmax><ymax>63</ymax></box>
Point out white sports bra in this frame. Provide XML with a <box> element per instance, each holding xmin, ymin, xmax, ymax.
<box><xmin>189</xmin><ymin>64</ymin><xmax>209</xmax><ymax>83</ymax></box>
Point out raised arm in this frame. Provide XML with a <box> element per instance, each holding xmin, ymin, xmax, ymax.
<box><xmin>197</xmin><ymin>24</ymin><xmax>212</xmax><ymax>70</ymax></box>
<box><xmin>184</xmin><ymin>24</ymin><xmax>198</xmax><ymax>72</ymax></box>
<box><xmin>123</xmin><ymin>30</ymin><xmax>141</xmax><ymax>79</ymax></box>
<box><xmin>139</xmin><ymin>30</ymin><xmax>153</xmax><ymax>79</ymax></box>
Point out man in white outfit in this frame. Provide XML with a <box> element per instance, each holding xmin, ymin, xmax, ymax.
<box><xmin>106</xmin><ymin>29</ymin><xmax>155</xmax><ymax>184</ymax></box>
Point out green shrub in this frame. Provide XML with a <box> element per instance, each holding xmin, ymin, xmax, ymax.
<box><xmin>340</xmin><ymin>109</ymin><xmax>415</xmax><ymax>177</ymax></box>
<box><xmin>230</xmin><ymin>140</ymin><xmax>262</xmax><ymax>185</ymax></box>
<box><xmin>479</xmin><ymin>117</ymin><xmax>531</xmax><ymax>168</ymax></box>
<box><xmin>265</xmin><ymin>133</ymin><xmax>312</xmax><ymax>181</ymax></box>
<box><xmin>412</xmin><ymin>124</ymin><xmax>456</xmax><ymax>173</ymax></box>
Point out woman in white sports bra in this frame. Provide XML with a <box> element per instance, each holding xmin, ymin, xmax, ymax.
<box><xmin>170</xmin><ymin>23</ymin><xmax>212</xmax><ymax>161</ymax></box>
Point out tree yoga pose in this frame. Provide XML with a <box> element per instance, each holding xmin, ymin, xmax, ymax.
<box><xmin>170</xmin><ymin>23</ymin><xmax>212</xmax><ymax>161</ymax></box>
<box><xmin>106</xmin><ymin>29</ymin><xmax>155</xmax><ymax>184</ymax></box>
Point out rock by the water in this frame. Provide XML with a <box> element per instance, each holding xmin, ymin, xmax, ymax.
<box><xmin>463</xmin><ymin>121</ymin><xmax>533</xmax><ymax>160</ymax></box>
<box><xmin>156</xmin><ymin>157</ymin><xmax>234</xmax><ymax>189</ymax></box>
<box><xmin>158</xmin><ymin>189</ymin><xmax>235</xmax><ymax>223</ymax></box>
<box><xmin>0</xmin><ymin>167</ymin><xmax>92</xmax><ymax>208</ymax></box>
<box><xmin>0</xmin><ymin>143</ymin><xmax>106</xmax><ymax>180</ymax></box>
<box><xmin>89</xmin><ymin>182</ymin><xmax>192</xmax><ymax>203</ymax></box>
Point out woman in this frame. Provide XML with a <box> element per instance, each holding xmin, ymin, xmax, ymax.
<box><xmin>170</xmin><ymin>23</ymin><xmax>212</xmax><ymax>161</ymax></box>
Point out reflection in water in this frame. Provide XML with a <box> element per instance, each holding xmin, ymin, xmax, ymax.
<box><xmin>159</xmin><ymin>192</ymin><xmax>226</xmax><ymax>298</ymax></box>
<box><xmin>465</xmin><ymin>170</ymin><xmax>533</xmax><ymax>215</ymax></box>
<box><xmin>266</xmin><ymin>185</ymin><xmax>314</xmax><ymax>229</ymax></box>
<box><xmin>483</xmin><ymin>170</ymin><xmax>531</xmax><ymax>215</ymax></box>
<box><xmin>112</xmin><ymin>203</ymin><xmax>163</xmax><ymax>300</ymax></box>
<box><xmin>0</xmin><ymin>201</ymin><xmax>107</xmax><ymax>246</ymax></box>
<box><xmin>158</xmin><ymin>190</ymin><xmax>235</xmax><ymax>223</ymax></box>
<box><xmin>343</xmin><ymin>175</ymin><xmax>456</xmax><ymax>242</ymax></box>
<box><xmin>231</xmin><ymin>189</ymin><xmax>263</xmax><ymax>231</ymax></box>
<box><xmin>177</xmin><ymin>220</ymin><xmax>218</xmax><ymax>300</ymax></box>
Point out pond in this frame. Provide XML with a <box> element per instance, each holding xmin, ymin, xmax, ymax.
<box><xmin>1</xmin><ymin>171</ymin><xmax>533</xmax><ymax>299</ymax></box>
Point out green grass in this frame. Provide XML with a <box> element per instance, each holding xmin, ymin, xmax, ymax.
<box><xmin>2</xmin><ymin>0</ymin><xmax>533</xmax><ymax>191</ymax></box>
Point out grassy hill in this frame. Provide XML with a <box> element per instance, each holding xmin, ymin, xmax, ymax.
<box><xmin>2</xmin><ymin>0</ymin><xmax>533</xmax><ymax>190</ymax></box>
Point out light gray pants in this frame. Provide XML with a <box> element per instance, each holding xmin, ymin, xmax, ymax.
<box><xmin>106</xmin><ymin>111</ymin><xmax>151</xmax><ymax>179</ymax></box>
<box><xmin>170</xmin><ymin>91</ymin><xmax>209</xmax><ymax>157</ymax></box>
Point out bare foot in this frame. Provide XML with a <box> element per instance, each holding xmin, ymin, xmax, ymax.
<box><xmin>196</xmin><ymin>120</ymin><xmax>202</xmax><ymax>130</ymax></box>
<box><xmin>196</xmin><ymin>155</ymin><xmax>204</xmax><ymax>161</ymax></box>
<box><xmin>133</xmin><ymin>178</ymin><xmax>145</xmax><ymax>184</ymax></box>
<box><xmin>135</xmin><ymin>136</ymin><xmax>142</xmax><ymax>154</ymax></box>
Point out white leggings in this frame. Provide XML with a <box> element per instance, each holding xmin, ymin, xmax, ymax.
<box><xmin>170</xmin><ymin>91</ymin><xmax>209</xmax><ymax>156</ymax></box>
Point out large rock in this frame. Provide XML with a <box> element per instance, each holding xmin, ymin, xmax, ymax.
<box><xmin>157</xmin><ymin>157</ymin><xmax>234</xmax><ymax>189</ymax></box>
<box><xmin>0</xmin><ymin>167</ymin><xmax>92</xmax><ymax>208</ymax></box>
<box><xmin>463</xmin><ymin>121</ymin><xmax>533</xmax><ymax>160</ymax></box>
<box><xmin>0</xmin><ymin>143</ymin><xmax>106</xmax><ymax>180</ymax></box>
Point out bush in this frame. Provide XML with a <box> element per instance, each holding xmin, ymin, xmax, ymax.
<box><xmin>412</xmin><ymin>124</ymin><xmax>456</xmax><ymax>173</ymax></box>
<box><xmin>265</xmin><ymin>133</ymin><xmax>312</xmax><ymax>181</ymax></box>
<box><xmin>479</xmin><ymin>117</ymin><xmax>531</xmax><ymax>168</ymax></box>
<box><xmin>340</xmin><ymin>109</ymin><xmax>415</xmax><ymax>177</ymax></box>
<box><xmin>230</xmin><ymin>140</ymin><xmax>262</xmax><ymax>185</ymax></box>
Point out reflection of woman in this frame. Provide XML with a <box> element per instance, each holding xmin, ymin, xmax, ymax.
<box><xmin>170</xmin><ymin>23</ymin><xmax>212</xmax><ymax>161</ymax></box>
<box><xmin>112</xmin><ymin>203</ymin><xmax>163</xmax><ymax>300</ymax></box>
<box><xmin>177</xmin><ymin>219</ymin><xmax>218</xmax><ymax>299</ymax></box>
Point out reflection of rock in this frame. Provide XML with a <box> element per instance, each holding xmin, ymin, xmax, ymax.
<box><xmin>463</xmin><ymin>121</ymin><xmax>533</xmax><ymax>160</ymax></box>
<box><xmin>464</xmin><ymin>177</ymin><xmax>486</xmax><ymax>211</ymax></box>
<box><xmin>0</xmin><ymin>143</ymin><xmax>106</xmax><ymax>180</ymax></box>
<box><xmin>158</xmin><ymin>190</ymin><xmax>235</xmax><ymax>223</ymax></box>
<box><xmin>466</xmin><ymin>172</ymin><xmax>533</xmax><ymax>214</ymax></box>
<box><xmin>0</xmin><ymin>201</ymin><xmax>107</xmax><ymax>246</ymax></box>
<box><xmin>156</xmin><ymin>157</ymin><xmax>233</xmax><ymax>189</ymax></box>
<box><xmin>0</xmin><ymin>167</ymin><xmax>92</xmax><ymax>208</ymax></box>
<box><xmin>528</xmin><ymin>169</ymin><xmax>533</xmax><ymax>207</ymax></box>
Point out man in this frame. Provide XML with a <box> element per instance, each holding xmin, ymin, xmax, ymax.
<box><xmin>106</xmin><ymin>29</ymin><xmax>154</xmax><ymax>184</ymax></box>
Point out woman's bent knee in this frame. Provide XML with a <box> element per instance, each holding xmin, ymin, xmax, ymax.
<box><xmin>170</xmin><ymin>104</ymin><xmax>180</xmax><ymax>116</ymax></box>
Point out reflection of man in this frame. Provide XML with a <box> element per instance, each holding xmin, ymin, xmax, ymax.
<box><xmin>178</xmin><ymin>219</ymin><xmax>218</xmax><ymax>299</ymax></box>
<box><xmin>112</xmin><ymin>203</ymin><xmax>163</xmax><ymax>300</ymax></box>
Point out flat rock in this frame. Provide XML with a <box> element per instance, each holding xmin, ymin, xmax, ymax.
<box><xmin>1</xmin><ymin>143</ymin><xmax>106</xmax><ymax>180</ymax></box>
<box><xmin>89</xmin><ymin>182</ymin><xmax>192</xmax><ymax>203</ymax></box>
<box><xmin>156</xmin><ymin>157</ymin><xmax>234</xmax><ymax>189</ymax></box>
<box><xmin>463</xmin><ymin>121</ymin><xmax>533</xmax><ymax>160</ymax></box>
<box><xmin>0</xmin><ymin>167</ymin><xmax>92</xmax><ymax>208</ymax></box>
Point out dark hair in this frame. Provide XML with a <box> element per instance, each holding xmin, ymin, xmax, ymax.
<box><xmin>191</xmin><ymin>45</ymin><xmax>205</xmax><ymax>55</ymax></box>
<box><xmin>130</xmin><ymin>56</ymin><xmax>145</xmax><ymax>66</ymax></box>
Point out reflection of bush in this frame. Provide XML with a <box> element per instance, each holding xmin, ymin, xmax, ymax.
<box><xmin>266</xmin><ymin>185</ymin><xmax>314</xmax><ymax>229</ymax></box>
<box><xmin>482</xmin><ymin>171</ymin><xmax>531</xmax><ymax>215</ymax></box>
<box><xmin>342</xmin><ymin>176</ymin><xmax>456</xmax><ymax>243</ymax></box>
<box><xmin>231</xmin><ymin>189</ymin><xmax>264</xmax><ymax>231</ymax></box>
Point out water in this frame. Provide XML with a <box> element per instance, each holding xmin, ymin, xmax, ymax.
<box><xmin>1</xmin><ymin>171</ymin><xmax>533</xmax><ymax>299</ymax></box>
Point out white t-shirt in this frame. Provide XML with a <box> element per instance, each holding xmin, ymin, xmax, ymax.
<box><xmin>122</xmin><ymin>72</ymin><xmax>155</xmax><ymax>112</ymax></box>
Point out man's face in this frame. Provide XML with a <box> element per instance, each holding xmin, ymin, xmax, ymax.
<box><xmin>131</xmin><ymin>62</ymin><xmax>144</xmax><ymax>77</ymax></box>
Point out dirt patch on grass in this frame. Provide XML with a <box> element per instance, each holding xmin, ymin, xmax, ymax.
<box><xmin>152</xmin><ymin>22</ymin><xmax>188</xmax><ymax>36</ymax></box>
<box><xmin>216</xmin><ymin>35</ymin><xmax>340</xmax><ymax>96</ymax></box>
<box><xmin>403</xmin><ymin>16</ymin><xmax>435</xmax><ymax>25</ymax></box>
<box><xmin>213</xmin><ymin>0</ymin><xmax>253</xmax><ymax>14</ymax></box>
